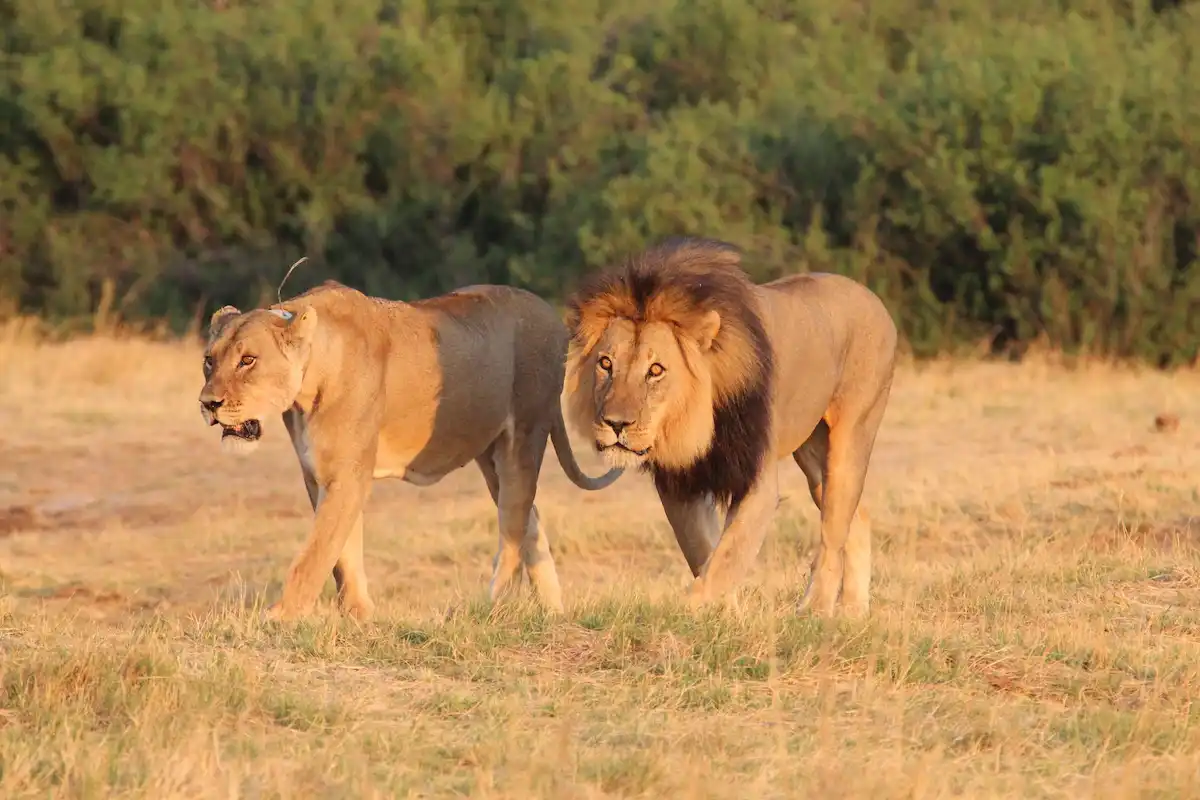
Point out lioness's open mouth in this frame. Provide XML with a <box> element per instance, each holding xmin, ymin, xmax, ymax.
<box><xmin>220</xmin><ymin>419</ymin><xmax>262</xmax><ymax>442</ymax></box>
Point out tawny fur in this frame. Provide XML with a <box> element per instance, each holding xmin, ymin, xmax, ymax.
<box><xmin>565</xmin><ymin>237</ymin><xmax>898</xmax><ymax>617</ymax></box>
<box><xmin>198</xmin><ymin>280</ymin><xmax>622</xmax><ymax>621</ymax></box>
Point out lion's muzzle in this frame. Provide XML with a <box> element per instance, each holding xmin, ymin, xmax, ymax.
<box><xmin>594</xmin><ymin>421</ymin><xmax>651</xmax><ymax>458</ymax></box>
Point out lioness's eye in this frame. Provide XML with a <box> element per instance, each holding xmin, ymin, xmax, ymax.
<box><xmin>203</xmin><ymin>356</ymin><xmax>213</xmax><ymax>370</ymax></box>
<box><xmin>648</xmin><ymin>363</ymin><xmax>665</xmax><ymax>378</ymax></box>
<box><xmin>239</xmin><ymin>355</ymin><xmax>256</xmax><ymax>368</ymax></box>
<box><xmin>598</xmin><ymin>355</ymin><xmax>613</xmax><ymax>372</ymax></box>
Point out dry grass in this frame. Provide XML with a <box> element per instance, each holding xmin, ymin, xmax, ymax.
<box><xmin>2</xmin><ymin>320</ymin><xmax>1199</xmax><ymax>798</ymax></box>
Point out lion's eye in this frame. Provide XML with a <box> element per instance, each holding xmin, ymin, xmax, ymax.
<box><xmin>239</xmin><ymin>355</ymin><xmax>256</xmax><ymax>368</ymax></box>
<box><xmin>203</xmin><ymin>356</ymin><xmax>213</xmax><ymax>371</ymax></box>
<box><xmin>598</xmin><ymin>355</ymin><xmax>613</xmax><ymax>372</ymax></box>
<box><xmin>648</xmin><ymin>363</ymin><xmax>665</xmax><ymax>378</ymax></box>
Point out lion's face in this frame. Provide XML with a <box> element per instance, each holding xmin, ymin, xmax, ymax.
<box><xmin>198</xmin><ymin>305</ymin><xmax>317</xmax><ymax>455</ymax></box>
<box><xmin>572</xmin><ymin>317</ymin><xmax>720</xmax><ymax>472</ymax></box>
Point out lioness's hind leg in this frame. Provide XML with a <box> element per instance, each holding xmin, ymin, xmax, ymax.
<box><xmin>484</xmin><ymin>431</ymin><xmax>565</xmax><ymax>613</ymax></box>
<box><xmin>475</xmin><ymin>449</ymin><xmax>522</xmax><ymax>600</ymax></box>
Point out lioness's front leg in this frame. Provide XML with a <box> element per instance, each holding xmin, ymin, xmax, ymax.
<box><xmin>687</xmin><ymin>466</ymin><xmax>780</xmax><ymax>608</ymax></box>
<box><xmin>301</xmin><ymin>474</ymin><xmax>374</xmax><ymax>620</ymax></box>
<box><xmin>283</xmin><ymin>409</ymin><xmax>375</xmax><ymax>620</ymax></box>
<box><xmin>331</xmin><ymin>511</ymin><xmax>374</xmax><ymax>620</ymax></box>
<box><xmin>268</xmin><ymin>472</ymin><xmax>372</xmax><ymax>621</ymax></box>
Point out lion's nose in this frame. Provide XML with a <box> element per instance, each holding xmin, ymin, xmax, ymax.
<box><xmin>602</xmin><ymin>417</ymin><xmax>630</xmax><ymax>436</ymax></box>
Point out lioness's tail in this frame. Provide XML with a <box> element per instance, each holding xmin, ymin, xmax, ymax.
<box><xmin>550</xmin><ymin>406</ymin><xmax>623</xmax><ymax>491</ymax></box>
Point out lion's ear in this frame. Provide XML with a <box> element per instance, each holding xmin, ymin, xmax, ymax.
<box><xmin>694</xmin><ymin>309</ymin><xmax>722</xmax><ymax>351</ymax></box>
<box><xmin>209</xmin><ymin>305</ymin><xmax>241</xmax><ymax>335</ymax></box>
<box><xmin>285</xmin><ymin>306</ymin><xmax>318</xmax><ymax>345</ymax></box>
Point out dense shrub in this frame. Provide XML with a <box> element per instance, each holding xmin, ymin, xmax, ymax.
<box><xmin>1</xmin><ymin>0</ymin><xmax>1198</xmax><ymax>362</ymax></box>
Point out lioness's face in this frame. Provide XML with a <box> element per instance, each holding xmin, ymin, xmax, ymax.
<box><xmin>586</xmin><ymin>320</ymin><xmax>712</xmax><ymax>470</ymax></box>
<box><xmin>198</xmin><ymin>305</ymin><xmax>317</xmax><ymax>455</ymax></box>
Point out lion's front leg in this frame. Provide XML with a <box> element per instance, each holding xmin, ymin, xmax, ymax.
<box><xmin>687</xmin><ymin>466</ymin><xmax>779</xmax><ymax>608</ymax></box>
<box><xmin>269</xmin><ymin>473</ymin><xmax>371</xmax><ymax>621</ymax></box>
<box><xmin>656</xmin><ymin>488</ymin><xmax>721</xmax><ymax>578</ymax></box>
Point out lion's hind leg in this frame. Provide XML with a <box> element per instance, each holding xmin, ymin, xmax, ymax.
<box><xmin>794</xmin><ymin>412</ymin><xmax>879</xmax><ymax>619</ymax></box>
<box><xmin>478</xmin><ymin>430</ymin><xmax>565</xmax><ymax>613</ymax></box>
<box><xmin>793</xmin><ymin>419</ymin><xmax>830</xmax><ymax>510</ymax></box>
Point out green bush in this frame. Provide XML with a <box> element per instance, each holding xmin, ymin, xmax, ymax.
<box><xmin>1</xmin><ymin>0</ymin><xmax>1198</xmax><ymax>363</ymax></box>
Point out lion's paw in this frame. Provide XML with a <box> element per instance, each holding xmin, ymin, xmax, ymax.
<box><xmin>686</xmin><ymin>581</ymin><xmax>721</xmax><ymax>612</ymax></box>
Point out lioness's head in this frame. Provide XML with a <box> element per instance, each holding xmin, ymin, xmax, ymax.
<box><xmin>565</xmin><ymin>238</ymin><xmax>772</xmax><ymax>474</ymax></box>
<box><xmin>198</xmin><ymin>304</ymin><xmax>318</xmax><ymax>455</ymax></box>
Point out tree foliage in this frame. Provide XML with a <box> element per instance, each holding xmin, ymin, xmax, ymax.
<box><xmin>2</xmin><ymin>0</ymin><xmax>1198</xmax><ymax>362</ymax></box>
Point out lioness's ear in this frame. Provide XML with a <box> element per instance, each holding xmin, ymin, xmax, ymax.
<box><xmin>695</xmin><ymin>309</ymin><xmax>722</xmax><ymax>351</ymax></box>
<box><xmin>209</xmin><ymin>305</ymin><xmax>240</xmax><ymax>335</ymax></box>
<box><xmin>285</xmin><ymin>306</ymin><xmax>318</xmax><ymax>344</ymax></box>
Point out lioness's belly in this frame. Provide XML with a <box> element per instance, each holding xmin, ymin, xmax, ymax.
<box><xmin>372</xmin><ymin>293</ymin><xmax>524</xmax><ymax>483</ymax></box>
<box><xmin>373</xmin><ymin>403</ymin><xmax>511</xmax><ymax>484</ymax></box>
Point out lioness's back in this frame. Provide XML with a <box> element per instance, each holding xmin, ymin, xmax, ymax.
<box><xmin>417</xmin><ymin>284</ymin><xmax>571</xmax><ymax>416</ymax></box>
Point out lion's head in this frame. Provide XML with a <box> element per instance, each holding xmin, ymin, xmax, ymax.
<box><xmin>565</xmin><ymin>238</ymin><xmax>775</xmax><ymax>505</ymax></box>
<box><xmin>198</xmin><ymin>303</ymin><xmax>318</xmax><ymax>455</ymax></box>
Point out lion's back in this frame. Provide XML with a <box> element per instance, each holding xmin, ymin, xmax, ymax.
<box><xmin>759</xmin><ymin>272</ymin><xmax>898</xmax><ymax>423</ymax></box>
<box><xmin>762</xmin><ymin>272</ymin><xmax>897</xmax><ymax>354</ymax></box>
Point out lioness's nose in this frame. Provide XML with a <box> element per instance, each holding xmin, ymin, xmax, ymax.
<box><xmin>603</xmin><ymin>417</ymin><xmax>630</xmax><ymax>435</ymax></box>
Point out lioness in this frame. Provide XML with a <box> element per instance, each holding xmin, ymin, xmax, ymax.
<box><xmin>565</xmin><ymin>238</ymin><xmax>897</xmax><ymax>617</ymax></box>
<box><xmin>198</xmin><ymin>280</ymin><xmax>622</xmax><ymax>621</ymax></box>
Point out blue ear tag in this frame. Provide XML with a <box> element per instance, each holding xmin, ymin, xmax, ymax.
<box><xmin>269</xmin><ymin>309</ymin><xmax>294</xmax><ymax>321</ymax></box>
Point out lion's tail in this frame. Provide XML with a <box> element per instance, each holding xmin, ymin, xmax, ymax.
<box><xmin>549</xmin><ymin>405</ymin><xmax>624</xmax><ymax>491</ymax></box>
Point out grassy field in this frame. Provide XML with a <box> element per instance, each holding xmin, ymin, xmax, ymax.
<box><xmin>1</xmin><ymin>322</ymin><xmax>1199</xmax><ymax>799</ymax></box>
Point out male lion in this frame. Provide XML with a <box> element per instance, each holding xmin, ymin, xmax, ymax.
<box><xmin>198</xmin><ymin>280</ymin><xmax>622</xmax><ymax>621</ymax></box>
<box><xmin>564</xmin><ymin>238</ymin><xmax>897</xmax><ymax>617</ymax></box>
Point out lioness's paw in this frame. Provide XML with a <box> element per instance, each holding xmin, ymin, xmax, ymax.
<box><xmin>342</xmin><ymin>598</ymin><xmax>376</xmax><ymax>622</ymax></box>
<box><xmin>839</xmin><ymin>602</ymin><xmax>870</xmax><ymax>620</ymax></box>
<box><xmin>795</xmin><ymin>597</ymin><xmax>838</xmax><ymax>619</ymax></box>
<box><xmin>262</xmin><ymin>602</ymin><xmax>308</xmax><ymax>623</ymax></box>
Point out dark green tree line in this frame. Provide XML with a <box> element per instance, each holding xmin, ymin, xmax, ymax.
<box><xmin>1</xmin><ymin>0</ymin><xmax>1198</xmax><ymax>362</ymax></box>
